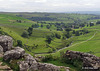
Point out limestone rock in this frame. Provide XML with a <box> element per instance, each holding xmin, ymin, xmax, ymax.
<box><xmin>3</xmin><ymin>47</ymin><xmax>25</xmax><ymax>60</ymax></box>
<box><xmin>0</xmin><ymin>45</ymin><xmax>3</xmax><ymax>54</ymax></box>
<box><xmin>18</xmin><ymin>54</ymin><xmax>62</xmax><ymax>71</ymax></box>
<box><xmin>65</xmin><ymin>50</ymin><xmax>100</xmax><ymax>70</ymax></box>
<box><xmin>37</xmin><ymin>63</ymin><xmax>60</xmax><ymax>71</ymax></box>
<box><xmin>18</xmin><ymin>61</ymin><xmax>29</xmax><ymax>71</ymax></box>
<box><xmin>0</xmin><ymin>35</ymin><xmax>13</xmax><ymax>52</ymax></box>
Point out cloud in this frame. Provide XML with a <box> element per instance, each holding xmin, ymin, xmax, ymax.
<box><xmin>0</xmin><ymin>0</ymin><xmax>100</xmax><ymax>12</ymax></box>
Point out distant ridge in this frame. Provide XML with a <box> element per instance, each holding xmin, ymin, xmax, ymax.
<box><xmin>65</xmin><ymin>11</ymin><xmax>100</xmax><ymax>15</ymax></box>
<box><xmin>0</xmin><ymin>11</ymin><xmax>100</xmax><ymax>15</ymax></box>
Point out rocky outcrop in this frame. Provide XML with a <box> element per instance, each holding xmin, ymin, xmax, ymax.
<box><xmin>65</xmin><ymin>50</ymin><xmax>100</xmax><ymax>70</ymax></box>
<box><xmin>0</xmin><ymin>35</ymin><xmax>13</xmax><ymax>52</ymax></box>
<box><xmin>18</xmin><ymin>54</ymin><xmax>65</xmax><ymax>71</ymax></box>
<box><xmin>0</xmin><ymin>35</ymin><xmax>69</xmax><ymax>71</ymax></box>
<box><xmin>3</xmin><ymin>47</ymin><xmax>25</xmax><ymax>60</ymax></box>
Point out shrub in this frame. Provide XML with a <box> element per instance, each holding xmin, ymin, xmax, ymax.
<box><xmin>60</xmin><ymin>68</ymin><xmax>66</xmax><ymax>71</ymax></box>
<box><xmin>17</xmin><ymin>40</ymin><xmax>22</xmax><ymax>47</ymax></box>
<box><xmin>21</xmin><ymin>31</ymin><xmax>29</xmax><ymax>38</ymax></box>
<box><xmin>55</xmin><ymin>33</ymin><xmax>61</xmax><ymax>39</ymax></box>
<box><xmin>45</xmin><ymin>35</ymin><xmax>53</xmax><ymax>44</ymax></box>
<box><xmin>48</xmin><ymin>49</ymin><xmax>53</xmax><ymax>53</ymax></box>
<box><xmin>75</xmin><ymin>31</ymin><xmax>80</xmax><ymax>36</ymax></box>
<box><xmin>52</xmin><ymin>48</ymin><xmax>57</xmax><ymax>51</ymax></box>
<box><xmin>42</xmin><ymin>54</ymin><xmax>53</xmax><ymax>62</ymax></box>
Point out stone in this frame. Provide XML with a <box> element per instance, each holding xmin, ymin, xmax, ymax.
<box><xmin>65</xmin><ymin>50</ymin><xmax>100</xmax><ymax>70</ymax></box>
<box><xmin>18</xmin><ymin>54</ymin><xmax>63</xmax><ymax>71</ymax></box>
<box><xmin>0</xmin><ymin>45</ymin><xmax>3</xmax><ymax>54</ymax></box>
<box><xmin>0</xmin><ymin>35</ymin><xmax>13</xmax><ymax>52</ymax></box>
<box><xmin>25</xmin><ymin>54</ymin><xmax>37</xmax><ymax>64</ymax></box>
<box><xmin>18</xmin><ymin>61</ymin><xmax>29</xmax><ymax>71</ymax></box>
<box><xmin>3</xmin><ymin>47</ymin><xmax>25</xmax><ymax>60</ymax></box>
<box><xmin>37</xmin><ymin>63</ymin><xmax>60</xmax><ymax>71</ymax></box>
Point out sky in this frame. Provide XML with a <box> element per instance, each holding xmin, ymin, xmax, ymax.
<box><xmin>0</xmin><ymin>0</ymin><xmax>100</xmax><ymax>12</ymax></box>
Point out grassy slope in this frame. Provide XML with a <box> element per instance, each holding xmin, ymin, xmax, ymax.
<box><xmin>0</xmin><ymin>14</ymin><xmax>63</xmax><ymax>54</ymax></box>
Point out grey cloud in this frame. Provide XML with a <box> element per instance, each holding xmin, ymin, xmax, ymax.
<box><xmin>0</xmin><ymin>0</ymin><xmax>100</xmax><ymax>12</ymax></box>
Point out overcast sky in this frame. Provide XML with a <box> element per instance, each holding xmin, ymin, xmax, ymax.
<box><xmin>0</xmin><ymin>0</ymin><xmax>100</xmax><ymax>12</ymax></box>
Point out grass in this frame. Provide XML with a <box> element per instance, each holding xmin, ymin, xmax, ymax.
<box><xmin>0</xmin><ymin>14</ymin><xmax>64</xmax><ymax>54</ymax></box>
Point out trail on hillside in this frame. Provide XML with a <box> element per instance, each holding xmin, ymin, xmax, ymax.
<box><xmin>35</xmin><ymin>32</ymin><xmax>97</xmax><ymax>55</ymax></box>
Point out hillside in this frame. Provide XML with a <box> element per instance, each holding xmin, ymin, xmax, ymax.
<box><xmin>0</xmin><ymin>13</ymin><xmax>100</xmax><ymax>71</ymax></box>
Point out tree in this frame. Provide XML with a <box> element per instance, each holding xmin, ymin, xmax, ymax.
<box><xmin>45</xmin><ymin>35</ymin><xmax>53</xmax><ymax>44</ymax></box>
<box><xmin>72</xmin><ymin>30</ymin><xmax>75</xmax><ymax>34</ymax></box>
<box><xmin>21</xmin><ymin>31</ymin><xmax>29</xmax><ymax>38</ymax></box>
<box><xmin>83</xmin><ymin>29</ymin><xmax>89</xmax><ymax>34</ymax></box>
<box><xmin>32</xmin><ymin>24</ymin><xmax>39</xmax><ymax>28</ymax></box>
<box><xmin>41</xmin><ymin>24</ymin><xmax>43</xmax><ymax>28</ymax></box>
<box><xmin>75</xmin><ymin>31</ymin><xmax>80</xmax><ymax>36</ymax></box>
<box><xmin>27</xmin><ymin>27</ymin><xmax>33</xmax><ymax>36</ymax></box>
<box><xmin>65</xmin><ymin>28</ymin><xmax>72</xmax><ymax>32</ymax></box>
<box><xmin>55</xmin><ymin>33</ymin><xmax>61</xmax><ymax>39</ymax></box>
<box><xmin>96</xmin><ymin>21</ymin><xmax>100</xmax><ymax>25</ymax></box>
<box><xmin>57</xmin><ymin>28</ymin><xmax>63</xmax><ymax>31</ymax></box>
<box><xmin>16</xmin><ymin>20</ymin><xmax>21</xmax><ymax>23</ymax></box>
<box><xmin>46</xmin><ymin>25</ymin><xmax>50</xmax><ymax>29</ymax></box>
<box><xmin>87</xmin><ymin>24</ymin><xmax>88</xmax><ymax>27</ymax></box>
<box><xmin>64</xmin><ymin>32</ymin><xmax>72</xmax><ymax>38</ymax></box>
<box><xmin>90</xmin><ymin>22</ymin><xmax>94</xmax><ymax>27</ymax></box>
<box><xmin>17</xmin><ymin>40</ymin><xmax>22</xmax><ymax>47</ymax></box>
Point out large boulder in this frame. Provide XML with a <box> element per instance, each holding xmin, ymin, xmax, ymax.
<box><xmin>0</xmin><ymin>45</ymin><xmax>3</xmax><ymax>54</ymax></box>
<box><xmin>0</xmin><ymin>35</ymin><xmax>13</xmax><ymax>52</ymax></box>
<box><xmin>3</xmin><ymin>47</ymin><xmax>25</xmax><ymax>60</ymax></box>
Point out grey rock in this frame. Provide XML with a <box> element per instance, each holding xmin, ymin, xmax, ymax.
<box><xmin>25</xmin><ymin>54</ymin><xmax>37</xmax><ymax>64</ymax></box>
<box><xmin>37</xmin><ymin>63</ymin><xmax>60</xmax><ymax>71</ymax></box>
<box><xmin>18</xmin><ymin>54</ymin><xmax>63</xmax><ymax>71</ymax></box>
<box><xmin>0</xmin><ymin>45</ymin><xmax>3</xmax><ymax>54</ymax></box>
<box><xmin>0</xmin><ymin>35</ymin><xmax>13</xmax><ymax>52</ymax></box>
<box><xmin>18</xmin><ymin>61</ymin><xmax>29</xmax><ymax>71</ymax></box>
<box><xmin>3</xmin><ymin>47</ymin><xmax>25</xmax><ymax>60</ymax></box>
<box><xmin>65</xmin><ymin>50</ymin><xmax>100</xmax><ymax>70</ymax></box>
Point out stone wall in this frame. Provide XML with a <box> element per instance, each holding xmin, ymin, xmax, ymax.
<box><xmin>65</xmin><ymin>50</ymin><xmax>100</xmax><ymax>71</ymax></box>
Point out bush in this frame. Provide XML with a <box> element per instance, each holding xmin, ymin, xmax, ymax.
<box><xmin>55</xmin><ymin>33</ymin><xmax>61</xmax><ymax>39</ymax></box>
<box><xmin>64</xmin><ymin>32</ymin><xmax>72</xmax><ymax>38</ymax></box>
<box><xmin>45</xmin><ymin>35</ymin><xmax>53</xmax><ymax>44</ymax></box>
<box><xmin>21</xmin><ymin>31</ymin><xmax>29</xmax><ymax>38</ymax></box>
<box><xmin>75</xmin><ymin>31</ymin><xmax>80</xmax><ymax>36</ymax></box>
<box><xmin>48</xmin><ymin>49</ymin><xmax>53</xmax><ymax>53</ymax></box>
<box><xmin>96</xmin><ymin>21</ymin><xmax>100</xmax><ymax>25</ymax></box>
<box><xmin>60</xmin><ymin>68</ymin><xmax>66</xmax><ymax>71</ymax></box>
<box><xmin>17</xmin><ymin>40</ymin><xmax>22</xmax><ymax>47</ymax></box>
<box><xmin>10</xmin><ymin>60</ymin><xmax>19</xmax><ymax>71</ymax></box>
<box><xmin>52</xmin><ymin>48</ymin><xmax>56</xmax><ymax>51</ymax></box>
<box><xmin>42</xmin><ymin>54</ymin><xmax>53</xmax><ymax>62</ymax></box>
